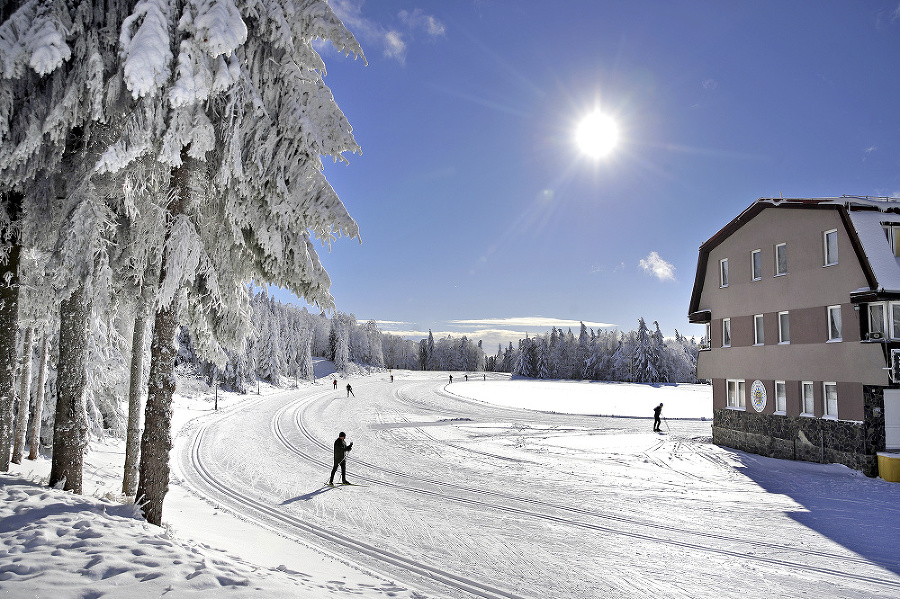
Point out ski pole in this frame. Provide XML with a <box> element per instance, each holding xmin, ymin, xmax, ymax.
<box><xmin>664</xmin><ymin>417</ymin><xmax>671</xmax><ymax>433</ymax></box>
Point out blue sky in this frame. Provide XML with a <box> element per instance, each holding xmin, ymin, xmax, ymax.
<box><xmin>271</xmin><ymin>0</ymin><xmax>900</xmax><ymax>351</ymax></box>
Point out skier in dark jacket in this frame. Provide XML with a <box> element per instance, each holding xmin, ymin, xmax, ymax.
<box><xmin>328</xmin><ymin>432</ymin><xmax>353</xmax><ymax>485</ymax></box>
<box><xmin>653</xmin><ymin>403</ymin><xmax>663</xmax><ymax>432</ymax></box>
<box><xmin>346</xmin><ymin>383</ymin><xmax>354</xmax><ymax>397</ymax></box>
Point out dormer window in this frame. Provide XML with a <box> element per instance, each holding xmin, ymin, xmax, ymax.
<box><xmin>882</xmin><ymin>224</ymin><xmax>900</xmax><ymax>257</ymax></box>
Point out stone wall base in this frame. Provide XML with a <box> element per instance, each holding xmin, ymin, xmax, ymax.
<box><xmin>712</xmin><ymin>401</ymin><xmax>883</xmax><ymax>477</ymax></box>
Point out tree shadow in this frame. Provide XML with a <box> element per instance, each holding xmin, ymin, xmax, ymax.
<box><xmin>725</xmin><ymin>449</ymin><xmax>900</xmax><ymax>576</ymax></box>
<box><xmin>281</xmin><ymin>486</ymin><xmax>334</xmax><ymax>505</ymax></box>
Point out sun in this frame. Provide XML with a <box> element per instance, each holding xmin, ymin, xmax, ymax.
<box><xmin>575</xmin><ymin>111</ymin><xmax>619</xmax><ymax>159</ymax></box>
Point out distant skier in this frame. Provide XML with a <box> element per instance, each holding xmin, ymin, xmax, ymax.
<box><xmin>465</xmin><ymin>374</ymin><xmax>468</xmax><ymax>381</ymax></box>
<box><xmin>333</xmin><ymin>379</ymin><xmax>337</xmax><ymax>390</ymax></box>
<box><xmin>653</xmin><ymin>403</ymin><xmax>663</xmax><ymax>432</ymax></box>
<box><xmin>390</xmin><ymin>374</ymin><xmax>394</xmax><ymax>382</ymax></box>
<box><xmin>346</xmin><ymin>383</ymin><xmax>355</xmax><ymax>397</ymax></box>
<box><xmin>449</xmin><ymin>374</ymin><xmax>453</xmax><ymax>384</ymax></box>
<box><xmin>328</xmin><ymin>432</ymin><xmax>353</xmax><ymax>485</ymax></box>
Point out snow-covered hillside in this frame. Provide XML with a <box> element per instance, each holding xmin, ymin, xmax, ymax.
<box><xmin>3</xmin><ymin>371</ymin><xmax>899</xmax><ymax>598</ymax></box>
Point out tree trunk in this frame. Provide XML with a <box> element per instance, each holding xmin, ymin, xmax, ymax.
<box><xmin>49</xmin><ymin>285</ymin><xmax>90</xmax><ymax>493</ymax></box>
<box><xmin>0</xmin><ymin>190</ymin><xmax>22</xmax><ymax>472</ymax></box>
<box><xmin>137</xmin><ymin>149</ymin><xmax>189</xmax><ymax>526</ymax></box>
<box><xmin>27</xmin><ymin>333</ymin><xmax>50</xmax><ymax>461</ymax></box>
<box><xmin>11</xmin><ymin>326</ymin><xmax>34</xmax><ymax>464</ymax></box>
<box><xmin>123</xmin><ymin>298</ymin><xmax>148</xmax><ymax>496</ymax></box>
<box><xmin>136</xmin><ymin>294</ymin><xmax>178</xmax><ymax>526</ymax></box>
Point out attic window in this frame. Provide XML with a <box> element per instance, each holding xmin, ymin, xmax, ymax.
<box><xmin>882</xmin><ymin>224</ymin><xmax>900</xmax><ymax>257</ymax></box>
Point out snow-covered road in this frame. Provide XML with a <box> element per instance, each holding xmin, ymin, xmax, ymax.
<box><xmin>175</xmin><ymin>373</ymin><xmax>900</xmax><ymax>598</ymax></box>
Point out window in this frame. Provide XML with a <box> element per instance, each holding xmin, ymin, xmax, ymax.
<box><xmin>824</xmin><ymin>229</ymin><xmax>838</xmax><ymax>266</ymax></box>
<box><xmin>891</xmin><ymin>303</ymin><xmax>900</xmax><ymax>339</ymax></box>
<box><xmin>883</xmin><ymin>224</ymin><xmax>900</xmax><ymax>257</ymax></box>
<box><xmin>778</xmin><ymin>311</ymin><xmax>790</xmax><ymax>344</ymax></box>
<box><xmin>801</xmin><ymin>381</ymin><xmax>815</xmax><ymax>415</ymax></box>
<box><xmin>869</xmin><ymin>303</ymin><xmax>886</xmax><ymax>338</ymax></box>
<box><xmin>719</xmin><ymin>258</ymin><xmax>729</xmax><ymax>287</ymax></box>
<box><xmin>751</xmin><ymin>249</ymin><xmax>762</xmax><ymax>280</ymax></box>
<box><xmin>823</xmin><ymin>382</ymin><xmax>838</xmax><ymax>418</ymax></box>
<box><xmin>753</xmin><ymin>314</ymin><xmax>764</xmax><ymax>345</ymax></box>
<box><xmin>827</xmin><ymin>305</ymin><xmax>842</xmax><ymax>341</ymax></box>
<box><xmin>775</xmin><ymin>243</ymin><xmax>787</xmax><ymax>276</ymax></box>
<box><xmin>727</xmin><ymin>379</ymin><xmax>746</xmax><ymax>409</ymax></box>
<box><xmin>722</xmin><ymin>318</ymin><xmax>731</xmax><ymax>347</ymax></box>
<box><xmin>700</xmin><ymin>322</ymin><xmax>711</xmax><ymax>350</ymax></box>
<box><xmin>775</xmin><ymin>381</ymin><xmax>786</xmax><ymax>413</ymax></box>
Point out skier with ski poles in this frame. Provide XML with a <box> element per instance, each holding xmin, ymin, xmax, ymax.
<box><xmin>653</xmin><ymin>403</ymin><xmax>663</xmax><ymax>432</ymax></box>
<box><xmin>328</xmin><ymin>432</ymin><xmax>353</xmax><ymax>485</ymax></box>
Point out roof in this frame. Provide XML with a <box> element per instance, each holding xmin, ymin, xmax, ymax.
<box><xmin>688</xmin><ymin>196</ymin><xmax>900</xmax><ymax>319</ymax></box>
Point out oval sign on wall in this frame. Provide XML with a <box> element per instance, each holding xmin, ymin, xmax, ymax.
<box><xmin>751</xmin><ymin>380</ymin><xmax>767</xmax><ymax>413</ymax></box>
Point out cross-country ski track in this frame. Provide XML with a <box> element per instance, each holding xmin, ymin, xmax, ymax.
<box><xmin>174</xmin><ymin>373</ymin><xmax>900</xmax><ymax>598</ymax></box>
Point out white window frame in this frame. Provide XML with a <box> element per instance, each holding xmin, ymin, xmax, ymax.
<box><xmin>823</xmin><ymin>229</ymin><xmax>838</xmax><ymax>266</ymax></box>
<box><xmin>700</xmin><ymin>322</ymin><xmax>711</xmax><ymax>350</ymax></box>
<box><xmin>823</xmin><ymin>382</ymin><xmax>838</xmax><ymax>419</ymax></box>
<box><xmin>890</xmin><ymin>302</ymin><xmax>900</xmax><ymax>340</ymax></box>
<box><xmin>801</xmin><ymin>381</ymin><xmax>815</xmax><ymax>416</ymax></box>
<box><xmin>722</xmin><ymin>318</ymin><xmax>731</xmax><ymax>348</ymax></box>
<box><xmin>883</xmin><ymin>224</ymin><xmax>900</xmax><ymax>257</ymax></box>
<box><xmin>778</xmin><ymin>311</ymin><xmax>790</xmax><ymax>344</ymax></box>
<box><xmin>719</xmin><ymin>258</ymin><xmax>729</xmax><ymax>288</ymax></box>
<box><xmin>869</xmin><ymin>302</ymin><xmax>886</xmax><ymax>339</ymax></box>
<box><xmin>751</xmin><ymin>249</ymin><xmax>762</xmax><ymax>281</ymax></box>
<box><xmin>727</xmin><ymin>379</ymin><xmax>746</xmax><ymax>410</ymax></box>
<box><xmin>774</xmin><ymin>243</ymin><xmax>787</xmax><ymax>276</ymax></box>
<box><xmin>774</xmin><ymin>381</ymin><xmax>787</xmax><ymax>414</ymax></box>
<box><xmin>753</xmin><ymin>314</ymin><xmax>764</xmax><ymax>345</ymax></box>
<box><xmin>827</xmin><ymin>305</ymin><xmax>842</xmax><ymax>342</ymax></box>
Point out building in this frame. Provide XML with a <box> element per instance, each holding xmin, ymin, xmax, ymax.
<box><xmin>688</xmin><ymin>197</ymin><xmax>900</xmax><ymax>476</ymax></box>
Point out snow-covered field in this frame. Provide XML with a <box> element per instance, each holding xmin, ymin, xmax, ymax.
<box><xmin>3</xmin><ymin>369</ymin><xmax>900</xmax><ymax>598</ymax></box>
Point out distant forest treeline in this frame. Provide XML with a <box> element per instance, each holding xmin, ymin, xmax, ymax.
<box><xmin>177</xmin><ymin>292</ymin><xmax>703</xmax><ymax>391</ymax></box>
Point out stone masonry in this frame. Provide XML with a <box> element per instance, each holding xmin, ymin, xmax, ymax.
<box><xmin>711</xmin><ymin>385</ymin><xmax>887</xmax><ymax>477</ymax></box>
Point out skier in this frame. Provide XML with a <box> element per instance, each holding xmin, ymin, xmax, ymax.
<box><xmin>653</xmin><ymin>403</ymin><xmax>663</xmax><ymax>432</ymax></box>
<box><xmin>449</xmin><ymin>374</ymin><xmax>453</xmax><ymax>384</ymax></box>
<box><xmin>465</xmin><ymin>374</ymin><xmax>468</xmax><ymax>381</ymax></box>
<box><xmin>328</xmin><ymin>432</ymin><xmax>353</xmax><ymax>485</ymax></box>
<box><xmin>346</xmin><ymin>383</ymin><xmax>355</xmax><ymax>397</ymax></box>
<box><xmin>333</xmin><ymin>379</ymin><xmax>337</xmax><ymax>390</ymax></box>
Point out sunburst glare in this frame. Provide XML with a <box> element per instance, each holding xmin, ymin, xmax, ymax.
<box><xmin>575</xmin><ymin>111</ymin><xmax>619</xmax><ymax>159</ymax></box>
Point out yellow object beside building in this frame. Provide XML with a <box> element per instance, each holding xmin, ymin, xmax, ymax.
<box><xmin>877</xmin><ymin>453</ymin><xmax>900</xmax><ymax>483</ymax></box>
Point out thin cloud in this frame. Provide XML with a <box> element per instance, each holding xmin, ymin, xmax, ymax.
<box><xmin>639</xmin><ymin>252</ymin><xmax>676</xmax><ymax>281</ymax></box>
<box><xmin>398</xmin><ymin>9</ymin><xmax>446</xmax><ymax>37</ymax></box>
<box><xmin>450</xmin><ymin>317</ymin><xmax>615</xmax><ymax>329</ymax></box>
<box><xmin>383</xmin><ymin>31</ymin><xmax>406</xmax><ymax>61</ymax></box>
<box><xmin>330</xmin><ymin>1</ymin><xmax>444</xmax><ymax>64</ymax></box>
<box><xmin>701</xmin><ymin>78</ymin><xmax>718</xmax><ymax>91</ymax></box>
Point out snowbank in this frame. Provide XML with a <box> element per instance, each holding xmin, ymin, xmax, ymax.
<box><xmin>447</xmin><ymin>378</ymin><xmax>713</xmax><ymax>419</ymax></box>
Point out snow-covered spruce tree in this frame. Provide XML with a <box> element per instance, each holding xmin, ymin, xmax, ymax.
<box><xmin>365</xmin><ymin>320</ymin><xmax>384</xmax><ymax>368</ymax></box>
<box><xmin>111</xmin><ymin>0</ymin><xmax>364</xmax><ymax>525</ymax></box>
<box><xmin>426</xmin><ymin>329</ymin><xmax>435</xmax><ymax>370</ymax></box>
<box><xmin>256</xmin><ymin>313</ymin><xmax>282</xmax><ymax>385</ymax></box>
<box><xmin>0</xmin><ymin>0</ymin><xmax>144</xmax><ymax>485</ymax></box>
